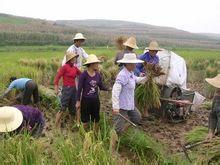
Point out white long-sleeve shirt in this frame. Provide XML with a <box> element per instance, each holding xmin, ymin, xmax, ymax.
<box><xmin>112</xmin><ymin>67</ymin><xmax>147</xmax><ymax>110</ymax></box>
<box><xmin>62</xmin><ymin>44</ymin><xmax>88</xmax><ymax>69</ymax></box>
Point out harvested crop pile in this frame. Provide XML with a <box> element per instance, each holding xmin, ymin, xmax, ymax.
<box><xmin>99</xmin><ymin>58</ymin><xmax>118</xmax><ymax>87</ymax></box>
<box><xmin>135</xmin><ymin>63</ymin><xmax>165</xmax><ymax>111</ymax></box>
<box><xmin>120</xmin><ymin>127</ymin><xmax>172</xmax><ymax>164</ymax></box>
<box><xmin>184</xmin><ymin>126</ymin><xmax>220</xmax><ymax>164</ymax></box>
<box><xmin>39</xmin><ymin>85</ymin><xmax>60</xmax><ymax>110</ymax></box>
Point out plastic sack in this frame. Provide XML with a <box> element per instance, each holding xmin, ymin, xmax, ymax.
<box><xmin>154</xmin><ymin>50</ymin><xmax>187</xmax><ymax>89</ymax></box>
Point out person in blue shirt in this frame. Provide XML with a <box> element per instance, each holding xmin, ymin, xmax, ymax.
<box><xmin>135</xmin><ymin>41</ymin><xmax>163</xmax><ymax>77</ymax></box>
<box><xmin>135</xmin><ymin>41</ymin><xmax>163</xmax><ymax>118</ymax></box>
<box><xmin>0</xmin><ymin>77</ymin><xmax>39</xmax><ymax>105</ymax></box>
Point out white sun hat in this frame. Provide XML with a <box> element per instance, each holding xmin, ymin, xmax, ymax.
<box><xmin>117</xmin><ymin>53</ymin><xmax>144</xmax><ymax>64</ymax></box>
<box><xmin>73</xmin><ymin>33</ymin><xmax>86</xmax><ymax>40</ymax></box>
<box><xmin>83</xmin><ymin>54</ymin><xmax>101</xmax><ymax>65</ymax></box>
<box><xmin>205</xmin><ymin>74</ymin><xmax>220</xmax><ymax>88</ymax></box>
<box><xmin>0</xmin><ymin>106</ymin><xmax>23</xmax><ymax>133</ymax></box>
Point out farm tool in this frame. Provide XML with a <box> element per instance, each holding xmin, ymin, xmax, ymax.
<box><xmin>118</xmin><ymin>113</ymin><xmax>137</xmax><ymax>127</ymax></box>
<box><xmin>181</xmin><ymin>140</ymin><xmax>209</xmax><ymax>162</ymax></box>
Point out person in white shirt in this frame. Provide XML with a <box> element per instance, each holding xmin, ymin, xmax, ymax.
<box><xmin>62</xmin><ymin>33</ymin><xmax>88</xmax><ymax>69</ymax></box>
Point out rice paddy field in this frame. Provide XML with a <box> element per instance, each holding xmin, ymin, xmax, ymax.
<box><xmin>0</xmin><ymin>45</ymin><xmax>220</xmax><ymax>164</ymax></box>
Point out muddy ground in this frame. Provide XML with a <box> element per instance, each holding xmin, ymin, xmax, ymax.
<box><xmin>99</xmin><ymin>91</ymin><xmax>209</xmax><ymax>154</ymax></box>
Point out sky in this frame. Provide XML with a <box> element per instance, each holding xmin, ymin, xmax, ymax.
<box><xmin>1</xmin><ymin>0</ymin><xmax>220</xmax><ymax>33</ymax></box>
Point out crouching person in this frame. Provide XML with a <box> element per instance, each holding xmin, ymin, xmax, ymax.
<box><xmin>206</xmin><ymin>74</ymin><xmax>220</xmax><ymax>141</ymax></box>
<box><xmin>76</xmin><ymin>54</ymin><xmax>109</xmax><ymax>132</ymax></box>
<box><xmin>0</xmin><ymin>77</ymin><xmax>39</xmax><ymax>105</ymax></box>
<box><xmin>112</xmin><ymin>53</ymin><xmax>147</xmax><ymax>134</ymax></box>
<box><xmin>54</xmin><ymin>52</ymin><xmax>81</xmax><ymax>129</ymax></box>
<box><xmin>0</xmin><ymin>105</ymin><xmax>45</xmax><ymax>137</ymax></box>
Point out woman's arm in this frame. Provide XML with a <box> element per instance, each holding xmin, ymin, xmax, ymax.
<box><xmin>135</xmin><ymin>76</ymin><xmax>147</xmax><ymax>84</ymax></box>
<box><xmin>98</xmin><ymin>74</ymin><xmax>109</xmax><ymax>91</ymax></box>
<box><xmin>76</xmin><ymin>73</ymin><xmax>85</xmax><ymax>109</ymax></box>
<box><xmin>54</xmin><ymin>66</ymin><xmax>65</xmax><ymax>95</ymax></box>
<box><xmin>112</xmin><ymin>83</ymin><xmax>122</xmax><ymax>115</ymax></box>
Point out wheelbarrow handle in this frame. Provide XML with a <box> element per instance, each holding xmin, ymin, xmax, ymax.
<box><xmin>160</xmin><ymin>98</ymin><xmax>194</xmax><ymax>105</ymax></box>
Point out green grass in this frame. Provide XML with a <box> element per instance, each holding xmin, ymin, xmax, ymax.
<box><xmin>174</xmin><ymin>49</ymin><xmax>220</xmax><ymax>60</ymax></box>
<box><xmin>0</xmin><ymin>45</ymin><xmax>219</xmax><ymax>95</ymax></box>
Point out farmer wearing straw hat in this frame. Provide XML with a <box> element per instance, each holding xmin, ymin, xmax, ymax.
<box><xmin>114</xmin><ymin>36</ymin><xmax>138</xmax><ymax>67</ymax></box>
<box><xmin>112</xmin><ymin>53</ymin><xmax>147</xmax><ymax>134</ymax></box>
<box><xmin>135</xmin><ymin>40</ymin><xmax>163</xmax><ymax>118</ymax></box>
<box><xmin>136</xmin><ymin>40</ymin><xmax>163</xmax><ymax>76</ymax></box>
<box><xmin>76</xmin><ymin>54</ymin><xmax>109</xmax><ymax>131</ymax></box>
<box><xmin>205</xmin><ymin>74</ymin><xmax>220</xmax><ymax>141</ymax></box>
<box><xmin>0</xmin><ymin>105</ymin><xmax>45</xmax><ymax>137</ymax></box>
<box><xmin>62</xmin><ymin>33</ymin><xmax>88</xmax><ymax>69</ymax></box>
<box><xmin>54</xmin><ymin>52</ymin><xmax>81</xmax><ymax>128</ymax></box>
<box><xmin>0</xmin><ymin>77</ymin><xmax>39</xmax><ymax>106</ymax></box>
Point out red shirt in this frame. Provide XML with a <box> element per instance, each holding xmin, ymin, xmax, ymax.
<box><xmin>54</xmin><ymin>63</ymin><xmax>81</xmax><ymax>87</ymax></box>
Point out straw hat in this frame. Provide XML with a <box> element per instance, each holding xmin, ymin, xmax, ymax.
<box><xmin>145</xmin><ymin>41</ymin><xmax>163</xmax><ymax>51</ymax></box>
<box><xmin>73</xmin><ymin>33</ymin><xmax>86</xmax><ymax>40</ymax></box>
<box><xmin>123</xmin><ymin>37</ymin><xmax>138</xmax><ymax>49</ymax></box>
<box><xmin>117</xmin><ymin>53</ymin><xmax>144</xmax><ymax>64</ymax></box>
<box><xmin>65</xmin><ymin>52</ymin><xmax>79</xmax><ymax>63</ymax></box>
<box><xmin>205</xmin><ymin>74</ymin><xmax>220</xmax><ymax>88</ymax></box>
<box><xmin>83</xmin><ymin>54</ymin><xmax>101</xmax><ymax>65</ymax></box>
<box><xmin>0</xmin><ymin>106</ymin><xmax>23</xmax><ymax>133</ymax></box>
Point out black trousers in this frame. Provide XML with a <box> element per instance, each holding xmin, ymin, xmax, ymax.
<box><xmin>208</xmin><ymin>96</ymin><xmax>220</xmax><ymax>134</ymax></box>
<box><xmin>81</xmin><ymin>97</ymin><xmax>100</xmax><ymax>123</ymax></box>
<box><xmin>209</xmin><ymin>110</ymin><xmax>220</xmax><ymax>134</ymax></box>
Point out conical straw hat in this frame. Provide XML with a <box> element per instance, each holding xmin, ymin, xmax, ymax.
<box><xmin>84</xmin><ymin>54</ymin><xmax>101</xmax><ymax>65</ymax></box>
<box><xmin>123</xmin><ymin>37</ymin><xmax>138</xmax><ymax>49</ymax></box>
<box><xmin>205</xmin><ymin>74</ymin><xmax>220</xmax><ymax>88</ymax></box>
<box><xmin>66</xmin><ymin>52</ymin><xmax>79</xmax><ymax>63</ymax></box>
<box><xmin>145</xmin><ymin>41</ymin><xmax>163</xmax><ymax>51</ymax></box>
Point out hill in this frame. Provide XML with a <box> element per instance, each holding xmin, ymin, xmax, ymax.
<box><xmin>0</xmin><ymin>13</ymin><xmax>220</xmax><ymax>49</ymax></box>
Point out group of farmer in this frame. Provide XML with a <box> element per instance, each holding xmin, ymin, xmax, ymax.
<box><xmin>0</xmin><ymin>33</ymin><xmax>219</xmax><ymax>143</ymax></box>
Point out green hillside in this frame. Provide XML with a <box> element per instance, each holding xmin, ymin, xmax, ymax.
<box><xmin>0</xmin><ymin>13</ymin><xmax>220</xmax><ymax>49</ymax></box>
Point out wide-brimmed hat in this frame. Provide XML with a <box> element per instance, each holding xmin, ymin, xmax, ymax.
<box><xmin>73</xmin><ymin>33</ymin><xmax>86</xmax><ymax>40</ymax></box>
<box><xmin>145</xmin><ymin>41</ymin><xmax>163</xmax><ymax>51</ymax></box>
<box><xmin>205</xmin><ymin>74</ymin><xmax>220</xmax><ymax>88</ymax></box>
<box><xmin>66</xmin><ymin>52</ymin><xmax>79</xmax><ymax>63</ymax></box>
<box><xmin>83</xmin><ymin>54</ymin><xmax>101</xmax><ymax>65</ymax></box>
<box><xmin>123</xmin><ymin>37</ymin><xmax>138</xmax><ymax>49</ymax></box>
<box><xmin>117</xmin><ymin>53</ymin><xmax>144</xmax><ymax>64</ymax></box>
<box><xmin>0</xmin><ymin>106</ymin><xmax>23</xmax><ymax>133</ymax></box>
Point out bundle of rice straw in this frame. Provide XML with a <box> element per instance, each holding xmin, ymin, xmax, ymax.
<box><xmin>115</xmin><ymin>36</ymin><xmax>127</xmax><ymax>51</ymax></box>
<box><xmin>135</xmin><ymin>62</ymin><xmax>165</xmax><ymax>111</ymax></box>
